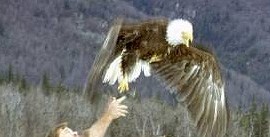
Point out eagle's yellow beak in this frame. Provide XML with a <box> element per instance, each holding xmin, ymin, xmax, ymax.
<box><xmin>182</xmin><ymin>32</ymin><xmax>193</xmax><ymax>47</ymax></box>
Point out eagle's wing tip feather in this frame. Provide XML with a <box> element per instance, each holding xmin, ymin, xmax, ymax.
<box><xmin>151</xmin><ymin>48</ymin><xmax>229</xmax><ymax>137</ymax></box>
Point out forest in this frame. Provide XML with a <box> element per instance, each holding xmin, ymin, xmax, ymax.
<box><xmin>0</xmin><ymin>66</ymin><xmax>269</xmax><ymax>137</ymax></box>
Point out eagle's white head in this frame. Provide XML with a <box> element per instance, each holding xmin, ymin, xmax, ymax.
<box><xmin>166</xmin><ymin>19</ymin><xmax>193</xmax><ymax>47</ymax></box>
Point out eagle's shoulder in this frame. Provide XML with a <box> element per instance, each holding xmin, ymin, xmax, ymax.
<box><xmin>189</xmin><ymin>44</ymin><xmax>220</xmax><ymax>64</ymax></box>
<box><xmin>167</xmin><ymin>44</ymin><xmax>223</xmax><ymax>81</ymax></box>
<box><xmin>122</xmin><ymin>18</ymin><xmax>168</xmax><ymax>26</ymax></box>
<box><xmin>192</xmin><ymin>44</ymin><xmax>223</xmax><ymax>82</ymax></box>
<box><xmin>119</xmin><ymin>18</ymin><xmax>168</xmax><ymax>34</ymax></box>
<box><xmin>116</xmin><ymin>18</ymin><xmax>169</xmax><ymax>50</ymax></box>
<box><xmin>194</xmin><ymin>44</ymin><xmax>215</xmax><ymax>56</ymax></box>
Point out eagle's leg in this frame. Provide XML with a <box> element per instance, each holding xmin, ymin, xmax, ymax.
<box><xmin>149</xmin><ymin>54</ymin><xmax>162</xmax><ymax>63</ymax></box>
<box><xmin>117</xmin><ymin>51</ymin><xmax>136</xmax><ymax>93</ymax></box>
<box><xmin>118</xmin><ymin>73</ymin><xmax>129</xmax><ymax>93</ymax></box>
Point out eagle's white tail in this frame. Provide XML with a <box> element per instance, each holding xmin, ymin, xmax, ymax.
<box><xmin>128</xmin><ymin>60</ymin><xmax>151</xmax><ymax>82</ymax></box>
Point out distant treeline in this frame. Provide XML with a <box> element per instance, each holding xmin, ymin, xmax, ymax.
<box><xmin>0</xmin><ymin>68</ymin><xmax>269</xmax><ymax>137</ymax></box>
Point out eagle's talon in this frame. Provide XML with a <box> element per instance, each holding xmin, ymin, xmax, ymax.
<box><xmin>118</xmin><ymin>78</ymin><xmax>129</xmax><ymax>93</ymax></box>
<box><xmin>149</xmin><ymin>54</ymin><xmax>162</xmax><ymax>63</ymax></box>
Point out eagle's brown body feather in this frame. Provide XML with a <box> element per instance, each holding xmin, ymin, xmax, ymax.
<box><xmin>113</xmin><ymin>19</ymin><xmax>169</xmax><ymax>75</ymax></box>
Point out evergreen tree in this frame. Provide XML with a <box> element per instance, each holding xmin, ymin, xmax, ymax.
<box><xmin>240</xmin><ymin>96</ymin><xmax>258</xmax><ymax>136</ymax></box>
<box><xmin>0</xmin><ymin>73</ymin><xmax>4</xmax><ymax>84</ymax></box>
<box><xmin>19</xmin><ymin>76</ymin><xmax>29</xmax><ymax>92</ymax></box>
<box><xmin>259</xmin><ymin>103</ymin><xmax>269</xmax><ymax>137</ymax></box>
<box><xmin>249</xmin><ymin>96</ymin><xmax>258</xmax><ymax>136</ymax></box>
<box><xmin>59</xmin><ymin>65</ymin><xmax>66</xmax><ymax>82</ymax></box>
<box><xmin>8</xmin><ymin>64</ymin><xmax>14</xmax><ymax>83</ymax></box>
<box><xmin>41</xmin><ymin>72</ymin><xmax>51</xmax><ymax>93</ymax></box>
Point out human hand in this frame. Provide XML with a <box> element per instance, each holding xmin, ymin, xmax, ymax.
<box><xmin>104</xmin><ymin>96</ymin><xmax>128</xmax><ymax>121</ymax></box>
<box><xmin>58</xmin><ymin>127</ymin><xmax>78</xmax><ymax>137</ymax></box>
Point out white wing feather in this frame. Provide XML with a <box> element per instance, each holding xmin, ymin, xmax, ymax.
<box><xmin>103</xmin><ymin>55</ymin><xmax>122</xmax><ymax>85</ymax></box>
<box><xmin>104</xmin><ymin>58</ymin><xmax>151</xmax><ymax>85</ymax></box>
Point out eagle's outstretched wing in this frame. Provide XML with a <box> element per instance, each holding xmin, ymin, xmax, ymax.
<box><xmin>151</xmin><ymin>46</ymin><xmax>229</xmax><ymax>137</ymax></box>
<box><xmin>83</xmin><ymin>19</ymin><xmax>123</xmax><ymax>103</ymax></box>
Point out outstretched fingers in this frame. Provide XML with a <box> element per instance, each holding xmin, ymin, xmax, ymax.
<box><xmin>106</xmin><ymin>96</ymin><xmax>129</xmax><ymax>120</ymax></box>
<box><xmin>117</xmin><ymin>107</ymin><xmax>128</xmax><ymax>114</ymax></box>
<box><xmin>115</xmin><ymin>97</ymin><xmax>128</xmax><ymax>117</ymax></box>
<box><xmin>116</xmin><ymin>96</ymin><xmax>126</xmax><ymax>103</ymax></box>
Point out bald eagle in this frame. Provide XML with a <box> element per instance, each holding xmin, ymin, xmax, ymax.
<box><xmin>84</xmin><ymin>18</ymin><xmax>229</xmax><ymax>137</ymax></box>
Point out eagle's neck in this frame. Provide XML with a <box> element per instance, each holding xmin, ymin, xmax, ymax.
<box><xmin>165</xmin><ymin>31</ymin><xmax>184</xmax><ymax>47</ymax></box>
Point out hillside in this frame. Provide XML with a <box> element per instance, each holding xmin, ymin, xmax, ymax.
<box><xmin>124</xmin><ymin>0</ymin><xmax>270</xmax><ymax>89</ymax></box>
<box><xmin>0</xmin><ymin>83</ymin><xmax>269</xmax><ymax>137</ymax></box>
<box><xmin>0</xmin><ymin>0</ymin><xmax>270</xmax><ymax>108</ymax></box>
